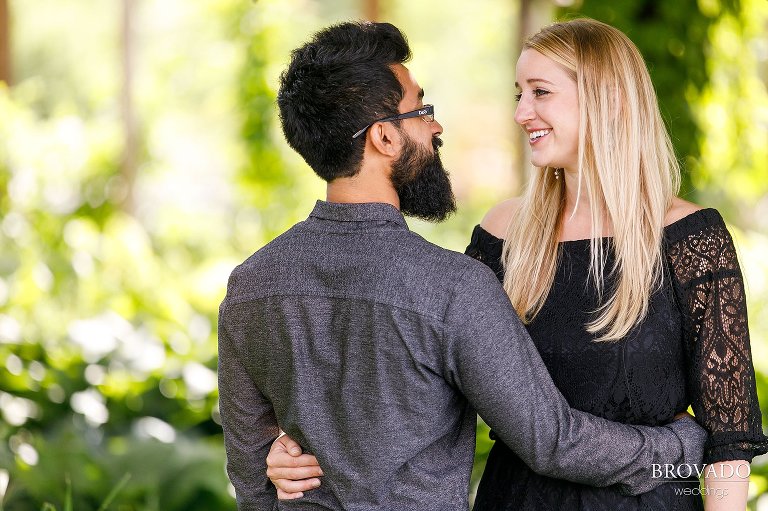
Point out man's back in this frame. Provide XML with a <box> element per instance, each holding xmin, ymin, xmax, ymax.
<box><xmin>219</xmin><ymin>201</ymin><xmax>706</xmax><ymax>511</ymax></box>
<box><xmin>219</xmin><ymin>201</ymin><xmax>488</xmax><ymax>510</ymax></box>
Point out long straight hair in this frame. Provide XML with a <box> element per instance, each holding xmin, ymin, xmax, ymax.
<box><xmin>501</xmin><ymin>18</ymin><xmax>680</xmax><ymax>341</ymax></box>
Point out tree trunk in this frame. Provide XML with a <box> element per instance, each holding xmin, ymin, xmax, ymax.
<box><xmin>363</xmin><ymin>0</ymin><xmax>380</xmax><ymax>21</ymax></box>
<box><xmin>513</xmin><ymin>0</ymin><xmax>533</xmax><ymax>187</ymax></box>
<box><xmin>513</xmin><ymin>0</ymin><xmax>553</xmax><ymax>189</ymax></box>
<box><xmin>0</xmin><ymin>0</ymin><xmax>11</xmax><ymax>86</ymax></box>
<box><xmin>120</xmin><ymin>0</ymin><xmax>138</xmax><ymax>213</ymax></box>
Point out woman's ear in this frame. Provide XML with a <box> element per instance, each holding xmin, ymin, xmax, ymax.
<box><xmin>368</xmin><ymin>122</ymin><xmax>402</xmax><ymax>158</ymax></box>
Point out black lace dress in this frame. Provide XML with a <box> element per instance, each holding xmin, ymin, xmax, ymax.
<box><xmin>465</xmin><ymin>209</ymin><xmax>768</xmax><ymax>511</ymax></box>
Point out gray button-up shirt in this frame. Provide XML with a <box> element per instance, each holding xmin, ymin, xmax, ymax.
<box><xmin>218</xmin><ymin>200</ymin><xmax>704</xmax><ymax>511</ymax></box>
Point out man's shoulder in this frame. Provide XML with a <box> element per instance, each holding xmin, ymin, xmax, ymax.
<box><xmin>395</xmin><ymin>233</ymin><xmax>503</xmax><ymax>306</ymax></box>
<box><xmin>400</xmin><ymin>231</ymin><xmax>494</xmax><ymax>277</ymax></box>
<box><xmin>235</xmin><ymin>225</ymin><xmax>493</xmax><ymax>280</ymax></box>
<box><xmin>223</xmin><ymin>222</ymin><xmax>498</xmax><ymax>315</ymax></box>
<box><xmin>224</xmin><ymin>224</ymin><xmax>303</xmax><ymax>293</ymax></box>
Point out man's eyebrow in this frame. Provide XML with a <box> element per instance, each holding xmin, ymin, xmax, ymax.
<box><xmin>514</xmin><ymin>78</ymin><xmax>556</xmax><ymax>88</ymax></box>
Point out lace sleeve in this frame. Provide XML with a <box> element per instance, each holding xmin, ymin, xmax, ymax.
<box><xmin>465</xmin><ymin>225</ymin><xmax>504</xmax><ymax>282</ymax></box>
<box><xmin>667</xmin><ymin>214</ymin><xmax>768</xmax><ymax>464</ymax></box>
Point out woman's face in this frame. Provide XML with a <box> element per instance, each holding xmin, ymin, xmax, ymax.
<box><xmin>514</xmin><ymin>49</ymin><xmax>579</xmax><ymax>172</ymax></box>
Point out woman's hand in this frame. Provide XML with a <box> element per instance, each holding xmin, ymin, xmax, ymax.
<box><xmin>266</xmin><ymin>433</ymin><xmax>324</xmax><ymax>500</ymax></box>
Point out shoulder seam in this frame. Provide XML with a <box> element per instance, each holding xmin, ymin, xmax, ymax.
<box><xmin>222</xmin><ymin>291</ymin><xmax>445</xmax><ymax>321</ymax></box>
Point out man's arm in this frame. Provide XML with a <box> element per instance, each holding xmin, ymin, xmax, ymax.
<box><xmin>442</xmin><ymin>264</ymin><xmax>706</xmax><ymax>495</ymax></box>
<box><xmin>218</xmin><ymin>302</ymin><xmax>279</xmax><ymax>510</ymax></box>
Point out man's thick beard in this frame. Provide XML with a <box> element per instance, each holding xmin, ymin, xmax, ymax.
<box><xmin>390</xmin><ymin>135</ymin><xmax>456</xmax><ymax>222</ymax></box>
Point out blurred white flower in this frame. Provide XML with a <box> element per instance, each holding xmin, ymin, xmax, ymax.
<box><xmin>134</xmin><ymin>416</ymin><xmax>176</xmax><ymax>443</ymax></box>
<box><xmin>188</xmin><ymin>314</ymin><xmax>211</xmax><ymax>343</ymax></box>
<box><xmin>0</xmin><ymin>278</ymin><xmax>9</xmax><ymax>306</ymax></box>
<box><xmin>28</xmin><ymin>360</ymin><xmax>46</xmax><ymax>381</ymax></box>
<box><xmin>0</xmin><ymin>392</ymin><xmax>39</xmax><ymax>426</ymax></box>
<box><xmin>5</xmin><ymin>353</ymin><xmax>22</xmax><ymax>375</ymax></box>
<box><xmin>71</xmin><ymin>388</ymin><xmax>109</xmax><ymax>426</ymax></box>
<box><xmin>0</xmin><ymin>314</ymin><xmax>22</xmax><ymax>343</ymax></box>
<box><xmin>85</xmin><ymin>364</ymin><xmax>106</xmax><ymax>385</ymax></box>
<box><xmin>183</xmin><ymin>361</ymin><xmax>217</xmax><ymax>398</ymax></box>
<box><xmin>118</xmin><ymin>328</ymin><xmax>166</xmax><ymax>373</ymax></box>
<box><xmin>68</xmin><ymin>313</ymin><xmax>124</xmax><ymax>362</ymax></box>
<box><xmin>32</xmin><ymin>262</ymin><xmax>54</xmax><ymax>292</ymax></box>
<box><xmin>0</xmin><ymin>469</ymin><xmax>9</xmax><ymax>498</ymax></box>
<box><xmin>17</xmin><ymin>443</ymin><xmax>39</xmax><ymax>466</ymax></box>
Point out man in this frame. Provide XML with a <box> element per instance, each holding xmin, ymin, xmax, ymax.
<box><xmin>217</xmin><ymin>21</ymin><xmax>705</xmax><ymax>510</ymax></box>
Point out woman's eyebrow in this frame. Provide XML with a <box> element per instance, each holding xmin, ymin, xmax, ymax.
<box><xmin>514</xmin><ymin>78</ymin><xmax>556</xmax><ymax>87</ymax></box>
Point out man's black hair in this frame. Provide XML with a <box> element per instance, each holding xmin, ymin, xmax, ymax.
<box><xmin>277</xmin><ymin>22</ymin><xmax>412</xmax><ymax>181</ymax></box>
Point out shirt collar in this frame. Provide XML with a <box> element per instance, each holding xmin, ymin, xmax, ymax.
<box><xmin>308</xmin><ymin>200</ymin><xmax>408</xmax><ymax>228</ymax></box>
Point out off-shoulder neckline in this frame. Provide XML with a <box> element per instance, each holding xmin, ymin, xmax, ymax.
<box><xmin>473</xmin><ymin>207</ymin><xmax>722</xmax><ymax>245</ymax></box>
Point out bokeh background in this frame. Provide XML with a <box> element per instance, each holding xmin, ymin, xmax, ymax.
<box><xmin>0</xmin><ymin>0</ymin><xmax>766</xmax><ymax>509</ymax></box>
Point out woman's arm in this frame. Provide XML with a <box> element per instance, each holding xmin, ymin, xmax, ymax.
<box><xmin>704</xmin><ymin>460</ymin><xmax>749</xmax><ymax>510</ymax></box>
<box><xmin>266</xmin><ymin>434</ymin><xmax>323</xmax><ymax>500</ymax></box>
<box><xmin>667</xmin><ymin>211</ymin><xmax>768</xmax><ymax>510</ymax></box>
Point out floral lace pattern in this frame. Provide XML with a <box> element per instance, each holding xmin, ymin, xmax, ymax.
<box><xmin>666</xmin><ymin>214</ymin><xmax>768</xmax><ymax>464</ymax></box>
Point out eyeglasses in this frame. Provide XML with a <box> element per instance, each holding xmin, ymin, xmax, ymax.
<box><xmin>351</xmin><ymin>104</ymin><xmax>435</xmax><ymax>139</ymax></box>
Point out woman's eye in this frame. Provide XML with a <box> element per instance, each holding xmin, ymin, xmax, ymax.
<box><xmin>514</xmin><ymin>89</ymin><xmax>549</xmax><ymax>102</ymax></box>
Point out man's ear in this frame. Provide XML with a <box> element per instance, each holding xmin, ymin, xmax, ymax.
<box><xmin>368</xmin><ymin>122</ymin><xmax>402</xmax><ymax>158</ymax></box>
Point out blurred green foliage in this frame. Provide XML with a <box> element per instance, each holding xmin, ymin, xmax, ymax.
<box><xmin>558</xmin><ymin>0</ymin><xmax>740</xmax><ymax>196</ymax></box>
<box><xmin>0</xmin><ymin>0</ymin><xmax>239</xmax><ymax>508</ymax></box>
<box><xmin>0</xmin><ymin>0</ymin><xmax>766</xmax><ymax>510</ymax></box>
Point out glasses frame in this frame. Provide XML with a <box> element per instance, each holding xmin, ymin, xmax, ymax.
<box><xmin>351</xmin><ymin>104</ymin><xmax>435</xmax><ymax>139</ymax></box>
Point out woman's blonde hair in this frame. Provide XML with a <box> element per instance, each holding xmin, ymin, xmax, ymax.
<box><xmin>501</xmin><ymin>18</ymin><xmax>680</xmax><ymax>341</ymax></box>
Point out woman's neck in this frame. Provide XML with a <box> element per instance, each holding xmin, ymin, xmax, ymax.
<box><xmin>559</xmin><ymin>168</ymin><xmax>612</xmax><ymax>240</ymax></box>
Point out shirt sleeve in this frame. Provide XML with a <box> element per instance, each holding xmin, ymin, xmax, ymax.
<box><xmin>666</xmin><ymin>215</ymin><xmax>768</xmax><ymax>464</ymax></box>
<box><xmin>441</xmin><ymin>262</ymin><xmax>707</xmax><ymax>495</ymax></box>
<box><xmin>218</xmin><ymin>301</ymin><xmax>280</xmax><ymax>511</ymax></box>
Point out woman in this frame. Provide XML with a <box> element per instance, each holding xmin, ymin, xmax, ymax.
<box><xmin>464</xmin><ymin>18</ymin><xmax>767</xmax><ymax>510</ymax></box>
<box><xmin>266</xmin><ymin>18</ymin><xmax>768</xmax><ymax>510</ymax></box>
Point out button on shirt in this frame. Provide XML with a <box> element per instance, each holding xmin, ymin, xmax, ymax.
<box><xmin>217</xmin><ymin>200</ymin><xmax>705</xmax><ymax>511</ymax></box>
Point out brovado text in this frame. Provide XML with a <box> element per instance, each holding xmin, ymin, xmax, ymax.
<box><xmin>652</xmin><ymin>463</ymin><xmax>751</xmax><ymax>479</ymax></box>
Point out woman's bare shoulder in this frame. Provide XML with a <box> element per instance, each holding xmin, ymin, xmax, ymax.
<box><xmin>664</xmin><ymin>197</ymin><xmax>704</xmax><ymax>227</ymax></box>
<box><xmin>480</xmin><ymin>197</ymin><xmax>523</xmax><ymax>239</ymax></box>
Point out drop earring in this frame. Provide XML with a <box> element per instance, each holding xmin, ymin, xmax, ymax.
<box><xmin>554</xmin><ymin>168</ymin><xmax>561</xmax><ymax>179</ymax></box>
